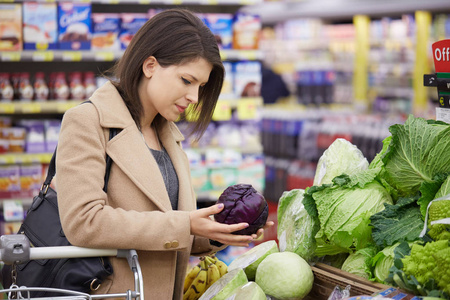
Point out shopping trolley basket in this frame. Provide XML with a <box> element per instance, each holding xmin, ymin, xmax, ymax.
<box><xmin>0</xmin><ymin>234</ymin><xmax>145</xmax><ymax>300</ymax></box>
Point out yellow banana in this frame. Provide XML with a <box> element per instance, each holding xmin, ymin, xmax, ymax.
<box><xmin>205</xmin><ymin>257</ymin><xmax>221</xmax><ymax>290</ymax></box>
<box><xmin>211</xmin><ymin>255</ymin><xmax>228</xmax><ymax>277</ymax></box>
<box><xmin>183</xmin><ymin>259</ymin><xmax>208</xmax><ymax>300</ymax></box>
<box><xmin>184</xmin><ymin>263</ymin><xmax>201</xmax><ymax>294</ymax></box>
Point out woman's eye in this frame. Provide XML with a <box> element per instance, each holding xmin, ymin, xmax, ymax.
<box><xmin>182</xmin><ymin>77</ymin><xmax>191</xmax><ymax>85</ymax></box>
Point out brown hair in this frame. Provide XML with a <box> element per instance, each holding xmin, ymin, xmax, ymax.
<box><xmin>111</xmin><ymin>8</ymin><xmax>224</xmax><ymax>138</ymax></box>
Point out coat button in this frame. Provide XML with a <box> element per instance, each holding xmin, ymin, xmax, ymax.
<box><xmin>171</xmin><ymin>240</ymin><xmax>179</xmax><ymax>248</ymax></box>
<box><xmin>164</xmin><ymin>241</ymin><xmax>171</xmax><ymax>249</ymax></box>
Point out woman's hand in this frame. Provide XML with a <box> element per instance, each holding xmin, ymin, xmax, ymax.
<box><xmin>189</xmin><ymin>203</ymin><xmax>275</xmax><ymax>247</ymax></box>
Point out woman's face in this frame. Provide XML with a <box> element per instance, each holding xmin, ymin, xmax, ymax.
<box><xmin>139</xmin><ymin>56</ymin><xmax>213</xmax><ymax>122</ymax></box>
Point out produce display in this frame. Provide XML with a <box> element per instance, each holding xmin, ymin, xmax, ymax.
<box><xmin>277</xmin><ymin>115</ymin><xmax>450</xmax><ymax>298</ymax></box>
<box><xmin>184</xmin><ymin>115</ymin><xmax>449</xmax><ymax>300</ymax></box>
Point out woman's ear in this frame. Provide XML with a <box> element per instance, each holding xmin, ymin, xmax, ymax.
<box><xmin>142</xmin><ymin>56</ymin><xmax>158</xmax><ymax>79</ymax></box>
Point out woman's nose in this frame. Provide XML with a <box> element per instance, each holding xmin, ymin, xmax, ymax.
<box><xmin>186</xmin><ymin>87</ymin><xmax>199</xmax><ymax>104</ymax></box>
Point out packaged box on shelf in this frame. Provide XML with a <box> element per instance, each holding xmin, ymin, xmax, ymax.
<box><xmin>91</xmin><ymin>13</ymin><xmax>121</xmax><ymax>51</ymax></box>
<box><xmin>234</xmin><ymin>61</ymin><xmax>262</xmax><ymax>98</ymax></box>
<box><xmin>304</xmin><ymin>263</ymin><xmax>396</xmax><ymax>300</ymax></box>
<box><xmin>200</xmin><ymin>13</ymin><xmax>233</xmax><ymax>50</ymax></box>
<box><xmin>23</xmin><ymin>2</ymin><xmax>58</xmax><ymax>50</ymax></box>
<box><xmin>57</xmin><ymin>2</ymin><xmax>92</xmax><ymax>50</ymax></box>
<box><xmin>0</xmin><ymin>3</ymin><xmax>22</xmax><ymax>51</ymax></box>
<box><xmin>0</xmin><ymin>165</ymin><xmax>20</xmax><ymax>193</ymax></box>
<box><xmin>119</xmin><ymin>13</ymin><xmax>148</xmax><ymax>50</ymax></box>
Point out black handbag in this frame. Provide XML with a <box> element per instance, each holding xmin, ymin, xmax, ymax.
<box><xmin>2</xmin><ymin>126</ymin><xmax>118</xmax><ymax>297</ymax></box>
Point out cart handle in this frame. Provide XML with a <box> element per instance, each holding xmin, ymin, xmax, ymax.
<box><xmin>0</xmin><ymin>234</ymin><xmax>121</xmax><ymax>265</ymax></box>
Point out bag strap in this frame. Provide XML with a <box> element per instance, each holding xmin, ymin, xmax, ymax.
<box><xmin>43</xmin><ymin>101</ymin><xmax>119</xmax><ymax>194</ymax></box>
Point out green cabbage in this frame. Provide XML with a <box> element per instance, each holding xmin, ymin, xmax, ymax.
<box><xmin>277</xmin><ymin>189</ymin><xmax>318</xmax><ymax>261</ymax></box>
<box><xmin>341</xmin><ymin>246</ymin><xmax>377</xmax><ymax>279</ymax></box>
<box><xmin>372</xmin><ymin>243</ymin><xmax>401</xmax><ymax>283</ymax></box>
<box><xmin>313</xmin><ymin>138</ymin><xmax>369</xmax><ymax>186</ymax></box>
<box><xmin>381</xmin><ymin>116</ymin><xmax>450</xmax><ymax>198</ymax></box>
<box><xmin>255</xmin><ymin>252</ymin><xmax>313</xmax><ymax>300</ymax></box>
<box><xmin>304</xmin><ymin>171</ymin><xmax>393</xmax><ymax>257</ymax></box>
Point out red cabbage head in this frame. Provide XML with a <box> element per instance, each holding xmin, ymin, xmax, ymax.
<box><xmin>214</xmin><ymin>184</ymin><xmax>269</xmax><ymax>235</ymax></box>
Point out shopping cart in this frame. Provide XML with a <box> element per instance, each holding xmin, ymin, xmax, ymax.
<box><xmin>0</xmin><ymin>234</ymin><xmax>145</xmax><ymax>300</ymax></box>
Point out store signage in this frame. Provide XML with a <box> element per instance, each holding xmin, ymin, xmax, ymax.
<box><xmin>432</xmin><ymin>39</ymin><xmax>450</xmax><ymax>72</ymax></box>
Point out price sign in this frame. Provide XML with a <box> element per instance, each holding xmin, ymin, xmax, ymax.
<box><xmin>2</xmin><ymin>52</ymin><xmax>21</xmax><ymax>62</ymax></box>
<box><xmin>0</xmin><ymin>103</ymin><xmax>15</xmax><ymax>114</ymax></box>
<box><xmin>240</xmin><ymin>50</ymin><xmax>258</xmax><ymax>61</ymax></box>
<box><xmin>237</xmin><ymin>98</ymin><xmax>258</xmax><ymax>120</ymax></box>
<box><xmin>57</xmin><ymin>101</ymin><xmax>78</xmax><ymax>113</ymax></box>
<box><xmin>62</xmin><ymin>51</ymin><xmax>82</xmax><ymax>61</ymax></box>
<box><xmin>95</xmin><ymin>51</ymin><xmax>115</xmax><ymax>61</ymax></box>
<box><xmin>22</xmin><ymin>103</ymin><xmax>42</xmax><ymax>114</ymax></box>
<box><xmin>32</xmin><ymin>51</ymin><xmax>54</xmax><ymax>62</ymax></box>
<box><xmin>212</xmin><ymin>101</ymin><xmax>231</xmax><ymax>121</ymax></box>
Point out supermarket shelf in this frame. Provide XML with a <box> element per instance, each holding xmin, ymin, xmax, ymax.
<box><xmin>0</xmin><ymin>153</ymin><xmax>53</xmax><ymax>165</ymax></box>
<box><xmin>0</xmin><ymin>192</ymin><xmax>35</xmax><ymax>205</ymax></box>
<box><xmin>0</xmin><ymin>98</ymin><xmax>262</xmax><ymax>115</ymax></box>
<box><xmin>0</xmin><ymin>0</ymin><xmax>262</xmax><ymax>5</ymax></box>
<box><xmin>1</xmin><ymin>49</ymin><xmax>263</xmax><ymax>62</ymax></box>
<box><xmin>0</xmin><ymin>101</ymin><xmax>82</xmax><ymax>114</ymax></box>
<box><xmin>241</xmin><ymin>0</ymin><xmax>450</xmax><ymax>24</ymax></box>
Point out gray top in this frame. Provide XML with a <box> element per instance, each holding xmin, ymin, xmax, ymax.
<box><xmin>149</xmin><ymin>146</ymin><xmax>179</xmax><ymax>210</ymax></box>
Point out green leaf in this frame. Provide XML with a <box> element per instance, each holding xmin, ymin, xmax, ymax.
<box><xmin>381</xmin><ymin>115</ymin><xmax>450</xmax><ymax>197</ymax></box>
<box><xmin>370</xmin><ymin>196</ymin><xmax>424</xmax><ymax>248</ymax></box>
<box><xmin>417</xmin><ymin>174</ymin><xmax>448</xmax><ymax>218</ymax></box>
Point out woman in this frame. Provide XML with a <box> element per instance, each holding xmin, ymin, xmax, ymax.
<box><xmin>56</xmin><ymin>8</ymin><xmax>273</xmax><ymax>299</ymax></box>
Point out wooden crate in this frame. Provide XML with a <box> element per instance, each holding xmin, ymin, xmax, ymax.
<box><xmin>304</xmin><ymin>263</ymin><xmax>392</xmax><ymax>300</ymax></box>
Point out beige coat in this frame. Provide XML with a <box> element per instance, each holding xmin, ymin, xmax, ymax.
<box><xmin>56</xmin><ymin>81</ymin><xmax>220</xmax><ymax>299</ymax></box>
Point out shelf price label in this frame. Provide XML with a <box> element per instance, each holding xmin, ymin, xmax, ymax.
<box><xmin>62</xmin><ymin>51</ymin><xmax>83</xmax><ymax>61</ymax></box>
<box><xmin>32</xmin><ymin>51</ymin><xmax>54</xmax><ymax>62</ymax></box>
<box><xmin>139</xmin><ymin>0</ymin><xmax>152</xmax><ymax>3</ymax></box>
<box><xmin>0</xmin><ymin>103</ymin><xmax>15</xmax><ymax>114</ymax></box>
<box><xmin>237</xmin><ymin>98</ymin><xmax>258</xmax><ymax>120</ymax></box>
<box><xmin>212</xmin><ymin>101</ymin><xmax>231</xmax><ymax>121</ymax></box>
<box><xmin>95</xmin><ymin>51</ymin><xmax>115</xmax><ymax>61</ymax></box>
<box><xmin>21</xmin><ymin>103</ymin><xmax>42</xmax><ymax>114</ymax></box>
<box><xmin>0</xmin><ymin>154</ymin><xmax>16</xmax><ymax>165</ymax></box>
<box><xmin>239</xmin><ymin>50</ymin><xmax>258</xmax><ymax>61</ymax></box>
<box><xmin>57</xmin><ymin>101</ymin><xmax>79</xmax><ymax>113</ymax></box>
<box><xmin>2</xmin><ymin>52</ymin><xmax>21</xmax><ymax>62</ymax></box>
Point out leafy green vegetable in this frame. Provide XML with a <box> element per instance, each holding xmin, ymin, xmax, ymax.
<box><xmin>305</xmin><ymin>171</ymin><xmax>392</xmax><ymax>256</ymax></box>
<box><xmin>313</xmin><ymin>138</ymin><xmax>369</xmax><ymax>186</ymax></box>
<box><xmin>370</xmin><ymin>196</ymin><xmax>424</xmax><ymax>248</ymax></box>
<box><xmin>417</xmin><ymin>174</ymin><xmax>449</xmax><ymax>218</ymax></box>
<box><xmin>369</xmin><ymin>135</ymin><xmax>391</xmax><ymax>170</ymax></box>
<box><xmin>372</xmin><ymin>243</ymin><xmax>401</xmax><ymax>284</ymax></box>
<box><xmin>277</xmin><ymin>189</ymin><xmax>318</xmax><ymax>261</ymax></box>
<box><xmin>341</xmin><ymin>246</ymin><xmax>377</xmax><ymax>279</ymax></box>
<box><xmin>255</xmin><ymin>252</ymin><xmax>313</xmax><ymax>300</ymax></box>
<box><xmin>381</xmin><ymin>115</ymin><xmax>450</xmax><ymax>198</ymax></box>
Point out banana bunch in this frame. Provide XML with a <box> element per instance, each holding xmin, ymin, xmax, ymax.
<box><xmin>183</xmin><ymin>255</ymin><xmax>228</xmax><ymax>300</ymax></box>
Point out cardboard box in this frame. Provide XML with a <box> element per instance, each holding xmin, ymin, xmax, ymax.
<box><xmin>0</xmin><ymin>4</ymin><xmax>22</xmax><ymax>51</ymax></box>
<box><xmin>23</xmin><ymin>2</ymin><xmax>58</xmax><ymax>50</ymax></box>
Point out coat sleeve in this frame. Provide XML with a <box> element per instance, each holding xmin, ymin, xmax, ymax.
<box><xmin>56</xmin><ymin>105</ymin><xmax>192</xmax><ymax>251</ymax></box>
<box><xmin>190</xmin><ymin>236</ymin><xmax>227</xmax><ymax>256</ymax></box>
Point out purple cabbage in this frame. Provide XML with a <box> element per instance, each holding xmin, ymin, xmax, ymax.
<box><xmin>215</xmin><ymin>184</ymin><xmax>269</xmax><ymax>235</ymax></box>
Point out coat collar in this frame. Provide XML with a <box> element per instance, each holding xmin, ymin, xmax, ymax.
<box><xmin>89</xmin><ymin>81</ymin><xmax>192</xmax><ymax>212</ymax></box>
